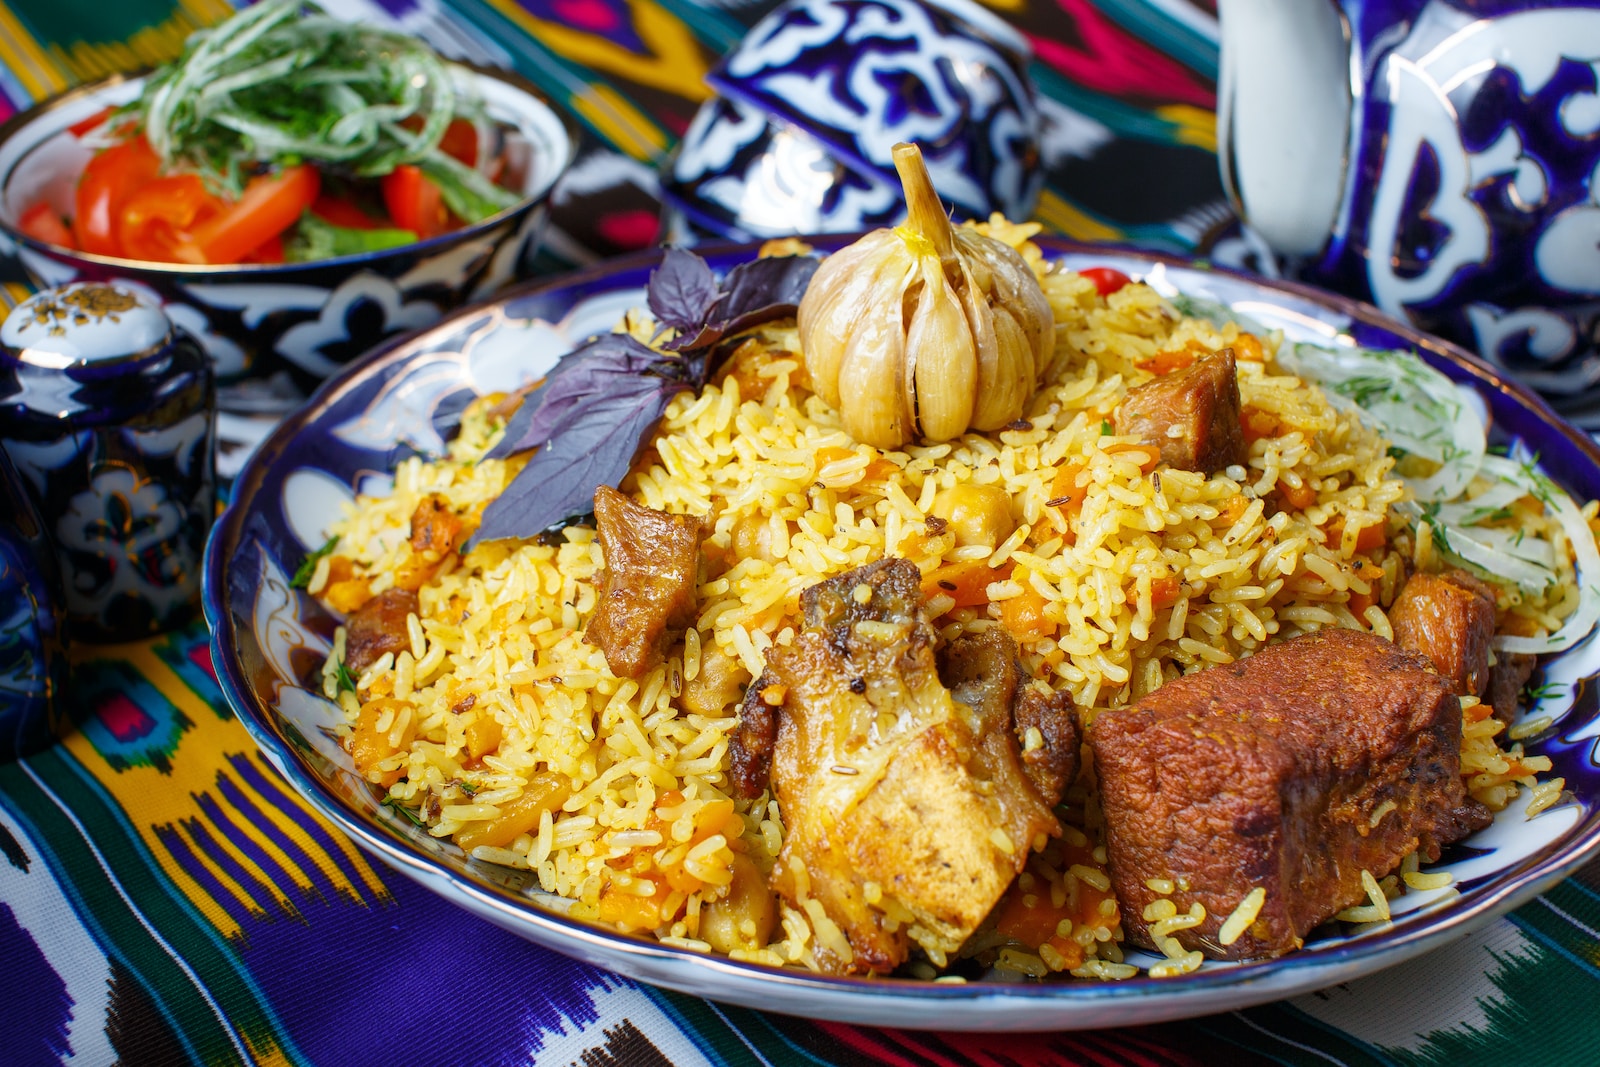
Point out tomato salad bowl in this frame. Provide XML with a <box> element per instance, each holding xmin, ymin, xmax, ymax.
<box><xmin>0</xmin><ymin>66</ymin><xmax>577</xmax><ymax>410</ymax></box>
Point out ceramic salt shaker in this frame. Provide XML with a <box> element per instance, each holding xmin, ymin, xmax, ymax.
<box><xmin>0</xmin><ymin>282</ymin><xmax>216</xmax><ymax>642</ymax></box>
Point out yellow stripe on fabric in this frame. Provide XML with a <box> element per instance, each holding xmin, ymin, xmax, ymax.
<box><xmin>2</xmin><ymin>282</ymin><xmax>33</xmax><ymax>308</ymax></box>
<box><xmin>483</xmin><ymin>0</ymin><xmax>711</xmax><ymax>104</ymax></box>
<box><xmin>1155</xmin><ymin>104</ymin><xmax>1218</xmax><ymax>152</ymax></box>
<box><xmin>62</xmin><ymin>641</ymin><xmax>384</xmax><ymax>938</ymax></box>
<box><xmin>1033</xmin><ymin>190</ymin><xmax>1125</xmax><ymax>244</ymax></box>
<box><xmin>48</xmin><ymin>8</ymin><xmax>201</xmax><ymax>84</ymax></box>
<box><xmin>0</xmin><ymin>4</ymin><xmax>70</xmax><ymax>100</ymax></box>
<box><xmin>570</xmin><ymin>83</ymin><xmax>670</xmax><ymax>160</ymax></box>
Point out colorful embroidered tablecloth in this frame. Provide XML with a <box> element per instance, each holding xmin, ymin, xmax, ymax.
<box><xmin>2</xmin><ymin>2</ymin><xmax>1599</xmax><ymax>1064</ymax></box>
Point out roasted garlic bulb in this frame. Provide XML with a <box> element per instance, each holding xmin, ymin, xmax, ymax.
<box><xmin>797</xmin><ymin>143</ymin><xmax>1055</xmax><ymax>450</ymax></box>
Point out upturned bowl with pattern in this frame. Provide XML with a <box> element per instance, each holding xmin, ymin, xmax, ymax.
<box><xmin>0</xmin><ymin>66</ymin><xmax>577</xmax><ymax>412</ymax></box>
<box><xmin>660</xmin><ymin>0</ymin><xmax>1042</xmax><ymax>244</ymax></box>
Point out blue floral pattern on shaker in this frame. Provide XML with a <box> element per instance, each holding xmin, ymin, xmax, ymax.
<box><xmin>55</xmin><ymin>466</ymin><xmax>199</xmax><ymax>634</ymax></box>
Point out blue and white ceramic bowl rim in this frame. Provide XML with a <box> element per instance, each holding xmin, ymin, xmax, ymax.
<box><xmin>204</xmin><ymin>237</ymin><xmax>1600</xmax><ymax>1030</ymax></box>
<box><xmin>0</xmin><ymin>64</ymin><xmax>579</xmax><ymax>276</ymax></box>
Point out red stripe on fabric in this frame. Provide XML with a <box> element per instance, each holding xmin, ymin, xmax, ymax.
<box><xmin>1031</xmin><ymin>0</ymin><xmax>1215</xmax><ymax>109</ymax></box>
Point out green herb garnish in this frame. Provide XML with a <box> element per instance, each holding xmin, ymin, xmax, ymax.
<box><xmin>1100</xmin><ymin>420</ymin><xmax>1113</xmax><ymax>436</ymax></box>
<box><xmin>382</xmin><ymin>795</ymin><xmax>426</xmax><ymax>827</ymax></box>
<box><xmin>130</xmin><ymin>0</ymin><xmax>518</xmax><ymax>221</ymax></box>
<box><xmin>291</xmin><ymin>535</ymin><xmax>339</xmax><ymax>588</ymax></box>
<box><xmin>333</xmin><ymin>657</ymin><xmax>358</xmax><ymax>695</ymax></box>
<box><xmin>1522</xmin><ymin>680</ymin><xmax>1564</xmax><ymax>703</ymax></box>
<box><xmin>285</xmin><ymin>213</ymin><xmax>418</xmax><ymax>263</ymax></box>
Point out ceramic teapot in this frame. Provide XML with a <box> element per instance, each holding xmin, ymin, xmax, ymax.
<box><xmin>1219</xmin><ymin>0</ymin><xmax>1600</xmax><ymax>424</ymax></box>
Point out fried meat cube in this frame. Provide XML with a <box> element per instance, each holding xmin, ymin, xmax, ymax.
<box><xmin>586</xmin><ymin>486</ymin><xmax>703</xmax><ymax>678</ymax></box>
<box><xmin>1485</xmin><ymin>651</ymin><xmax>1537</xmax><ymax>724</ymax></box>
<box><xmin>1090</xmin><ymin>628</ymin><xmax>1489</xmax><ymax>961</ymax></box>
<box><xmin>1390</xmin><ymin>569</ymin><xmax>1496</xmax><ymax>699</ymax></box>
<box><xmin>938</xmin><ymin>627</ymin><xmax>1080</xmax><ymax>807</ymax></box>
<box><xmin>1114</xmin><ymin>348</ymin><xmax>1247</xmax><ymax>473</ymax></box>
<box><xmin>344</xmin><ymin>588</ymin><xmax>420</xmax><ymax>677</ymax></box>
<box><xmin>762</xmin><ymin>559</ymin><xmax>1060</xmax><ymax>975</ymax></box>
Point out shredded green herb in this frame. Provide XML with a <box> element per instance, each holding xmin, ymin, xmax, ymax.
<box><xmin>285</xmin><ymin>212</ymin><xmax>417</xmax><ymax>262</ymax></box>
<box><xmin>1100</xmin><ymin>419</ymin><xmax>1113</xmax><ymax>436</ymax></box>
<box><xmin>1522</xmin><ymin>680</ymin><xmax>1564</xmax><ymax>703</ymax></box>
<box><xmin>291</xmin><ymin>535</ymin><xmax>339</xmax><ymax>588</ymax></box>
<box><xmin>333</xmin><ymin>658</ymin><xmax>358</xmax><ymax>695</ymax></box>
<box><xmin>382</xmin><ymin>795</ymin><xmax>426</xmax><ymax>827</ymax></box>
<box><xmin>128</xmin><ymin>0</ymin><xmax>518</xmax><ymax>220</ymax></box>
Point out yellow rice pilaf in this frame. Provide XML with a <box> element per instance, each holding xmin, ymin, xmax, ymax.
<box><xmin>312</xmin><ymin>222</ymin><xmax>1581</xmax><ymax>978</ymax></box>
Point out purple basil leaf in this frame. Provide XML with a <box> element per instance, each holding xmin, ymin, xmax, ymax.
<box><xmin>468</xmin><ymin>374</ymin><xmax>688</xmax><ymax>546</ymax></box>
<box><xmin>648</xmin><ymin>247</ymin><xmax>720</xmax><ymax>332</ymax></box>
<box><xmin>713</xmin><ymin>255</ymin><xmax>819</xmax><ymax>327</ymax></box>
<box><xmin>486</xmin><ymin>334</ymin><xmax>663</xmax><ymax>460</ymax></box>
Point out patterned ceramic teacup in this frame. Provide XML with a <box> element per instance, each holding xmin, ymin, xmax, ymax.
<box><xmin>1219</xmin><ymin>0</ymin><xmax>1600</xmax><ymax>426</ymax></box>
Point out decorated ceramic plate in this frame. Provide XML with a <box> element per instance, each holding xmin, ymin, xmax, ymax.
<box><xmin>204</xmin><ymin>237</ymin><xmax>1600</xmax><ymax>1030</ymax></box>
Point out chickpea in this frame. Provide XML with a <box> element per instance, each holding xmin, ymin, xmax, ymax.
<box><xmin>930</xmin><ymin>483</ymin><xmax>1015</xmax><ymax>548</ymax></box>
<box><xmin>730</xmin><ymin>512</ymin><xmax>786</xmax><ymax>563</ymax></box>
<box><xmin>700</xmin><ymin>852</ymin><xmax>778</xmax><ymax>955</ymax></box>
<box><xmin>682</xmin><ymin>642</ymin><xmax>752</xmax><ymax>716</ymax></box>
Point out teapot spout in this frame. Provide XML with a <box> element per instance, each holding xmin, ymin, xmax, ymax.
<box><xmin>1218</xmin><ymin>0</ymin><xmax>1352</xmax><ymax>257</ymax></box>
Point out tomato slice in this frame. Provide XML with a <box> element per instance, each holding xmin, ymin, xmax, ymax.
<box><xmin>439</xmin><ymin>118</ymin><xmax>479</xmax><ymax>168</ymax></box>
<box><xmin>241</xmin><ymin>231</ymin><xmax>285</xmax><ymax>265</ymax></box>
<box><xmin>116</xmin><ymin>174</ymin><xmax>226</xmax><ymax>262</ymax></box>
<box><xmin>1080</xmin><ymin>266</ymin><xmax>1132</xmax><ymax>296</ymax></box>
<box><xmin>17</xmin><ymin>202</ymin><xmax>76</xmax><ymax>248</ymax></box>
<box><xmin>67</xmin><ymin>106</ymin><xmax>115</xmax><ymax>139</ymax></box>
<box><xmin>310</xmin><ymin>194</ymin><xmax>383</xmax><ymax>230</ymax></box>
<box><xmin>173</xmin><ymin>164</ymin><xmax>320</xmax><ymax>265</ymax></box>
<box><xmin>381</xmin><ymin>164</ymin><xmax>451</xmax><ymax>240</ymax></box>
<box><xmin>74</xmin><ymin>136</ymin><xmax>162</xmax><ymax>256</ymax></box>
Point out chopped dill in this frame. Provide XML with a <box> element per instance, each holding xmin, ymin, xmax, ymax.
<box><xmin>291</xmin><ymin>536</ymin><xmax>339</xmax><ymax>589</ymax></box>
<box><xmin>333</xmin><ymin>657</ymin><xmax>358</xmax><ymax>695</ymax></box>
<box><xmin>1522</xmin><ymin>680</ymin><xmax>1564</xmax><ymax>703</ymax></box>
<box><xmin>1100</xmin><ymin>419</ymin><xmax>1113</xmax><ymax>436</ymax></box>
<box><xmin>382</xmin><ymin>795</ymin><xmax>427</xmax><ymax>827</ymax></box>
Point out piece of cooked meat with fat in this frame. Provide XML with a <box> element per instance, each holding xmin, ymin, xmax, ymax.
<box><xmin>1114</xmin><ymin>348</ymin><xmax>1247</xmax><ymax>474</ymax></box>
<box><xmin>1390</xmin><ymin>569</ymin><xmax>1496</xmax><ymax>699</ymax></box>
<box><xmin>755</xmin><ymin>558</ymin><xmax>1062</xmax><ymax>975</ymax></box>
<box><xmin>937</xmin><ymin>627</ymin><xmax>1080</xmax><ymax>807</ymax></box>
<box><xmin>585</xmin><ymin>486</ymin><xmax>703</xmax><ymax>678</ymax></box>
<box><xmin>1090</xmin><ymin>627</ymin><xmax>1490</xmax><ymax>961</ymax></box>
<box><xmin>344</xmin><ymin>588</ymin><xmax>419</xmax><ymax>677</ymax></box>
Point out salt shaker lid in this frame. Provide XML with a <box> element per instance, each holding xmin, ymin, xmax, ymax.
<box><xmin>0</xmin><ymin>282</ymin><xmax>173</xmax><ymax>373</ymax></box>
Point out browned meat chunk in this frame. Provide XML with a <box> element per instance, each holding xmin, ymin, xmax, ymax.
<box><xmin>1090</xmin><ymin>627</ymin><xmax>1490</xmax><ymax>961</ymax></box>
<box><xmin>938</xmin><ymin>628</ymin><xmax>1080</xmax><ymax>806</ymax></box>
<box><xmin>586</xmin><ymin>486</ymin><xmax>704</xmax><ymax>678</ymax></box>
<box><xmin>729</xmin><ymin>680</ymin><xmax>778</xmax><ymax>800</ymax></box>
<box><xmin>762</xmin><ymin>559</ymin><xmax>1060</xmax><ymax>975</ymax></box>
<box><xmin>344</xmin><ymin>588</ymin><xmax>419</xmax><ymax>677</ymax></box>
<box><xmin>1486</xmin><ymin>652</ymin><xmax>1537</xmax><ymax>724</ymax></box>
<box><xmin>1114</xmin><ymin>348</ymin><xmax>1246</xmax><ymax>473</ymax></box>
<box><xmin>1390</xmin><ymin>569</ymin><xmax>1496</xmax><ymax>698</ymax></box>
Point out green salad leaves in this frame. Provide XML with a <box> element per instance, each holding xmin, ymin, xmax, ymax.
<box><xmin>129</xmin><ymin>0</ymin><xmax>517</xmax><ymax>221</ymax></box>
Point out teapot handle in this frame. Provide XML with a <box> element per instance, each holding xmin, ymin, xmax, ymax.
<box><xmin>1217</xmin><ymin>0</ymin><xmax>1352</xmax><ymax>257</ymax></box>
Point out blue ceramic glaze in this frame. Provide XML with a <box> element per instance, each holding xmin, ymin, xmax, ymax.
<box><xmin>203</xmin><ymin>238</ymin><xmax>1600</xmax><ymax>1030</ymax></box>
<box><xmin>1</xmin><ymin>282</ymin><xmax>215</xmax><ymax>642</ymax></box>
<box><xmin>663</xmin><ymin>0</ymin><xmax>1041</xmax><ymax>243</ymax></box>
<box><xmin>1227</xmin><ymin>1</ymin><xmax>1600</xmax><ymax>426</ymax></box>
<box><xmin>0</xmin><ymin>446</ymin><xmax>67</xmax><ymax>761</ymax></box>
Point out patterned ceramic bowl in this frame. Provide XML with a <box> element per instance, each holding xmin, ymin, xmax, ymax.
<box><xmin>0</xmin><ymin>66</ymin><xmax>577</xmax><ymax>412</ymax></box>
<box><xmin>662</xmin><ymin>0</ymin><xmax>1042</xmax><ymax>243</ymax></box>
<box><xmin>206</xmin><ymin>238</ymin><xmax>1600</xmax><ymax>1030</ymax></box>
<box><xmin>659</xmin><ymin>96</ymin><xmax>902</xmax><ymax>243</ymax></box>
